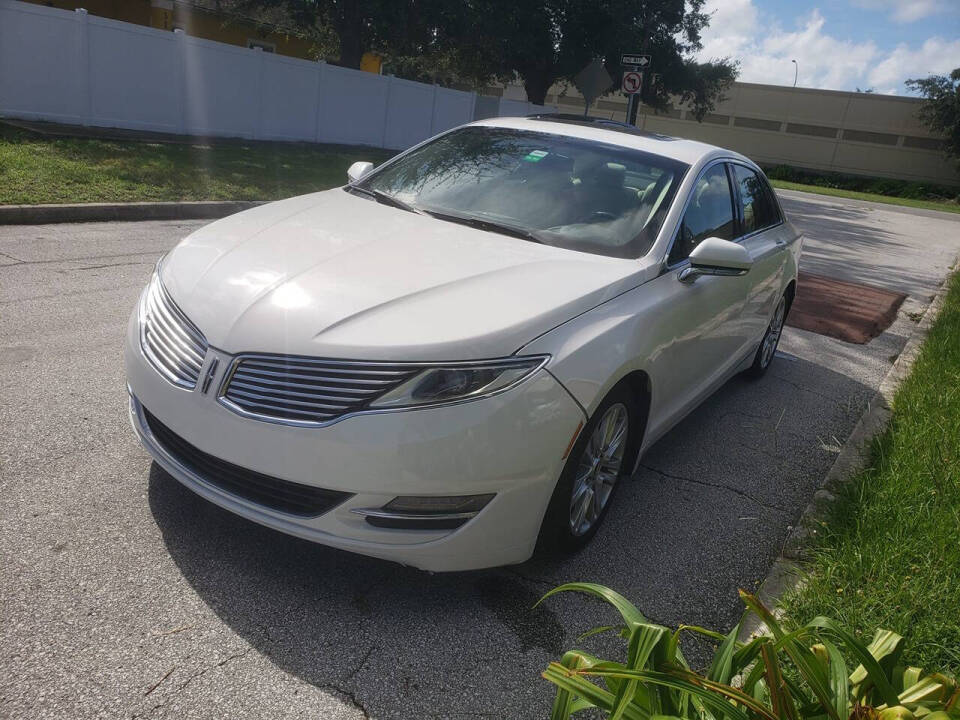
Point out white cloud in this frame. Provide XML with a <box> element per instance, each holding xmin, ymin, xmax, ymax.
<box><xmin>697</xmin><ymin>0</ymin><xmax>960</xmax><ymax>93</ymax></box>
<box><xmin>850</xmin><ymin>0</ymin><xmax>950</xmax><ymax>23</ymax></box>
<box><xmin>868</xmin><ymin>37</ymin><xmax>960</xmax><ymax>93</ymax></box>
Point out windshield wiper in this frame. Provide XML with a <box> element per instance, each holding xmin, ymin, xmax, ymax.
<box><xmin>345</xmin><ymin>186</ymin><xmax>425</xmax><ymax>215</ymax></box>
<box><xmin>420</xmin><ymin>209</ymin><xmax>544</xmax><ymax>244</ymax></box>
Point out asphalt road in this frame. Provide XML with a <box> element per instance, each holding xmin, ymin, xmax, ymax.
<box><xmin>2</xmin><ymin>192</ymin><xmax>958</xmax><ymax>719</ymax></box>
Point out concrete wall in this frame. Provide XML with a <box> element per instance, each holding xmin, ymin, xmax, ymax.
<box><xmin>0</xmin><ymin>1</ymin><xmax>554</xmax><ymax>149</ymax></box>
<box><xmin>547</xmin><ymin>81</ymin><xmax>958</xmax><ymax>187</ymax></box>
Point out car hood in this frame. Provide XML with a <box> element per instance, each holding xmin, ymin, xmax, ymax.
<box><xmin>161</xmin><ymin>189</ymin><xmax>656</xmax><ymax>361</ymax></box>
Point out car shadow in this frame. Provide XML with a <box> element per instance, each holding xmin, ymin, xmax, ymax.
<box><xmin>779</xmin><ymin>195</ymin><xmax>942</xmax><ymax>300</ymax></box>
<box><xmin>147</xmin><ymin>342</ymin><xmax>883</xmax><ymax>717</ymax></box>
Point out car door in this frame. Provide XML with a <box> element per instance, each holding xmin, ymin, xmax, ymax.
<box><xmin>730</xmin><ymin>163</ymin><xmax>790</xmax><ymax>345</ymax></box>
<box><xmin>643</xmin><ymin>161</ymin><xmax>754</xmax><ymax>436</ymax></box>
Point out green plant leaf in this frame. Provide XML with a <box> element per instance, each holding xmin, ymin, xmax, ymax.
<box><xmin>678</xmin><ymin>624</ymin><xmax>730</xmax><ymax>643</ymax></box>
<box><xmin>549</xmin><ymin>650</ymin><xmax>604</xmax><ymax>720</ymax></box>
<box><xmin>537</xmin><ymin>583</ymin><xmax>648</xmax><ymax>626</ymax></box>
<box><xmin>807</xmin><ymin>617</ymin><xmax>902</xmax><ymax>708</ymax></box>
<box><xmin>849</xmin><ymin>629</ymin><xmax>906</xmax><ymax>693</ymax></box>
<box><xmin>900</xmin><ymin>675</ymin><xmax>955</xmax><ymax>705</ymax></box>
<box><xmin>610</xmin><ymin>624</ymin><xmax>667</xmax><ymax>720</ymax></box>
<box><xmin>705</xmin><ymin>620</ymin><xmax>743</xmax><ymax>686</ymax></box>
<box><xmin>760</xmin><ymin>640</ymin><xmax>800</xmax><ymax>720</ymax></box>
<box><xmin>820</xmin><ymin>637</ymin><xmax>850</xmax><ymax>719</ymax></box>
<box><xmin>543</xmin><ymin>662</ymin><xmax>651</xmax><ymax>720</ymax></box>
<box><xmin>580</xmin><ymin>666</ymin><xmax>775</xmax><ymax>720</ymax></box>
<box><xmin>578</xmin><ymin>624</ymin><xmax>627</xmax><ymax>642</ymax></box>
<box><xmin>652</xmin><ymin>629</ymin><xmax>689</xmax><ymax>717</ymax></box>
<box><xmin>740</xmin><ymin>591</ymin><xmax>841</xmax><ymax>720</ymax></box>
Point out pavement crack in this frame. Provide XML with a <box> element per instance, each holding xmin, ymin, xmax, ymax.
<box><xmin>640</xmin><ymin>463</ymin><xmax>793</xmax><ymax>514</ymax></box>
<box><xmin>176</xmin><ymin>646</ymin><xmax>252</xmax><ymax>693</ymax></box>
<box><xmin>67</xmin><ymin>260</ymin><xmax>148</xmax><ymax>271</ymax></box>
<box><xmin>143</xmin><ymin>666</ymin><xmax>175</xmax><ymax>697</ymax></box>
<box><xmin>0</xmin><ymin>249</ymin><xmax>159</xmax><ymax>268</ymax></box>
<box><xmin>324</xmin><ymin>684</ymin><xmax>371</xmax><ymax>718</ymax></box>
<box><xmin>344</xmin><ymin>645</ymin><xmax>375</xmax><ymax>681</ymax></box>
<box><xmin>768</xmin><ymin>373</ymin><xmax>850</xmax><ymax>405</ymax></box>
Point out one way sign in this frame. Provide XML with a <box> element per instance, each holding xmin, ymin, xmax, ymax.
<box><xmin>621</xmin><ymin>54</ymin><xmax>651</xmax><ymax>68</ymax></box>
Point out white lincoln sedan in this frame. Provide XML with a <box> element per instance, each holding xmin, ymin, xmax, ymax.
<box><xmin>126</xmin><ymin>115</ymin><xmax>801</xmax><ymax>571</ymax></box>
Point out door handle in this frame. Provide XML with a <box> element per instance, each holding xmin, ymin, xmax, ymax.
<box><xmin>775</xmin><ymin>238</ymin><xmax>787</xmax><ymax>247</ymax></box>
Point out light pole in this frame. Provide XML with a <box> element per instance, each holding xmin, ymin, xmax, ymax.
<box><xmin>792</xmin><ymin>59</ymin><xmax>798</xmax><ymax>88</ymax></box>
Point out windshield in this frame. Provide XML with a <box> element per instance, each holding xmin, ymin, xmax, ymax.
<box><xmin>356</xmin><ymin>126</ymin><xmax>688</xmax><ymax>259</ymax></box>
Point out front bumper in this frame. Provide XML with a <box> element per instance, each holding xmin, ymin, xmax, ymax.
<box><xmin>125</xmin><ymin>310</ymin><xmax>584</xmax><ymax>571</ymax></box>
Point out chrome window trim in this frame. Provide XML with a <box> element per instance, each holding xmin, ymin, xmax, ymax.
<box><xmin>216</xmin><ymin>353</ymin><xmax>551</xmax><ymax>429</ymax></box>
<box><xmin>727</xmin><ymin>159</ymin><xmax>785</xmax><ymax>241</ymax></box>
<box><xmin>661</xmin><ymin>157</ymin><xmax>738</xmax><ymax>274</ymax></box>
<box><xmin>660</xmin><ymin>157</ymin><xmax>784</xmax><ymax>276</ymax></box>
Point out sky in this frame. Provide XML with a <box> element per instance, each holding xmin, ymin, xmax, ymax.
<box><xmin>695</xmin><ymin>0</ymin><xmax>960</xmax><ymax>95</ymax></box>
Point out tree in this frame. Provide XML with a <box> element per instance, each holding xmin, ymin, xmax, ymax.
<box><xmin>226</xmin><ymin>0</ymin><xmax>439</xmax><ymax>69</ymax></box>
<box><xmin>440</xmin><ymin>0</ymin><xmax>737</xmax><ymax>117</ymax></box>
<box><xmin>227</xmin><ymin>0</ymin><xmax>737</xmax><ymax>120</ymax></box>
<box><xmin>906</xmin><ymin>68</ymin><xmax>960</xmax><ymax>166</ymax></box>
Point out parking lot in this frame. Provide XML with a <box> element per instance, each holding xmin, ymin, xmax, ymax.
<box><xmin>1</xmin><ymin>191</ymin><xmax>958</xmax><ymax>719</ymax></box>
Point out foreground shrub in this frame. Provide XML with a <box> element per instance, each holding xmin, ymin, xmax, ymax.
<box><xmin>539</xmin><ymin>583</ymin><xmax>959</xmax><ymax>719</ymax></box>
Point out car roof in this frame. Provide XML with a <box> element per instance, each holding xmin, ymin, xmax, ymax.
<box><xmin>469</xmin><ymin>114</ymin><xmax>751</xmax><ymax>167</ymax></box>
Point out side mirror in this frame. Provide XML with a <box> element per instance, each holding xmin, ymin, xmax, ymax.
<box><xmin>679</xmin><ymin>237</ymin><xmax>752</xmax><ymax>283</ymax></box>
<box><xmin>347</xmin><ymin>161</ymin><xmax>374</xmax><ymax>184</ymax></box>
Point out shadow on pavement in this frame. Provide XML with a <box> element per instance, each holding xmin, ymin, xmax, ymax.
<box><xmin>780</xmin><ymin>195</ymin><xmax>942</xmax><ymax>300</ymax></box>
<box><xmin>147</xmin><ymin>350</ymin><xmax>875</xmax><ymax>717</ymax></box>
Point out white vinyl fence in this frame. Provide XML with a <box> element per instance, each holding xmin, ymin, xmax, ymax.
<box><xmin>0</xmin><ymin>0</ymin><xmax>554</xmax><ymax>150</ymax></box>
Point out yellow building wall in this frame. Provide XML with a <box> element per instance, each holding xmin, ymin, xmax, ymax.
<box><xmin>21</xmin><ymin>0</ymin><xmax>151</xmax><ymax>25</ymax></box>
<box><xmin>360</xmin><ymin>52</ymin><xmax>383</xmax><ymax>74</ymax></box>
<box><xmin>20</xmin><ymin>0</ymin><xmax>317</xmax><ymax>61</ymax></box>
<box><xmin>168</xmin><ymin>5</ymin><xmax>317</xmax><ymax>60</ymax></box>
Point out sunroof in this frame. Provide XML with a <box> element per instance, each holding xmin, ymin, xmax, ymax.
<box><xmin>525</xmin><ymin>113</ymin><xmax>678</xmax><ymax>141</ymax></box>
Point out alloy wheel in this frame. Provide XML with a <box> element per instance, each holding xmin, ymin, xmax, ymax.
<box><xmin>760</xmin><ymin>297</ymin><xmax>786</xmax><ymax>368</ymax></box>
<box><xmin>569</xmin><ymin>403</ymin><xmax>629</xmax><ymax>536</ymax></box>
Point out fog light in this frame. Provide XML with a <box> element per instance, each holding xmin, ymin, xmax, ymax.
<box><xmin>351</xmin><ymin>493</ymin><xmax>495</xmax><ymax>530</ymax></box>
<box><xmin>382</xmin><ymin>494</ymin><xmax>494</xmax><ymax>515</ymax></box>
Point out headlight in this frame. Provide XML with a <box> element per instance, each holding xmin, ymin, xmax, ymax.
<box><xmin>368</xmin><ymin>356</ymin><xmax>549</xmax><ymax>409</ymax></box>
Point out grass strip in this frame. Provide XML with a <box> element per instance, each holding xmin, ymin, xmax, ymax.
<box><xmin>0</xmin><ymin>124</ymin><xmax>393</xmax><ymax>205</ymax></box>
<box><xmin>771</xmin><ymin>180</ymin><xmax>960</xmax><ymax>214</ymax></box>
<box><xmin>3</xmin><ymin>123</ymin><xmax>958</xmax><ymax>215</ymax></box>
<box><xmin>780</xmin><ymin>270</ymin><xmax>960</xmax><ymax>675</ymax></box>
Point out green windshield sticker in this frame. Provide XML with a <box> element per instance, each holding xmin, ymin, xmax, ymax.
<box><xmin>523</xmin><ymin>150</ymin><xmax>549</xmax><ymax>162</ymax></box>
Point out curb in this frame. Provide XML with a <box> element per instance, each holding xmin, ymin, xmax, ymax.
<box><xmin>737</xmin><ymin>273</ymin><xmax>953</xmax><ymax>642</ymax></box>
<box><xmin>0</xmin><ymin>201</ymin><xmax>266</xmax><ymax>225</ymax></box>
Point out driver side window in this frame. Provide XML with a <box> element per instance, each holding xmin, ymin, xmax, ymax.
<box><xmin>668</xmin><ymin>164</ymin><xmax>735</xmax><ymax>266</ymax></box>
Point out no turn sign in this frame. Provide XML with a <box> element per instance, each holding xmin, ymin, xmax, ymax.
<box><xmin>622</xmin><ymin>71</ymin><xmax>642</xmax><ymax>95</ymax></box>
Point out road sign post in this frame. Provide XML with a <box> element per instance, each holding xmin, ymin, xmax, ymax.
<box><xmin>573</xmin><ymin>59</ymin><xmax>614</xmax><ymax>117</ymax></box>
<box><xmin>621</xmin><ymin>53</ymin><xmax>651</xmax><ymax>127</ymax></box>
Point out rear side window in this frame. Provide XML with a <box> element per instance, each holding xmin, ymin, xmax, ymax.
<box><xmin>668</xmin><ymin>164</ymin><xmax>736</xmax><ymax>265</ymax></box>
<box><xmin>733</xmin><ymin>165</ymin><xmax>779</xmax><ymax>235</ymax></box>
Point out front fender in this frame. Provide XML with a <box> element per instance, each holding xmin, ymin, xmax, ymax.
<box><xmin>518</xmin><ymin>281</ymin><xmax>660</xmax><ymax>422</ymax></box>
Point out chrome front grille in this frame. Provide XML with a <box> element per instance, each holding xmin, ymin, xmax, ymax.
<box><xmin>141</xmin><ymin>277</ymin><xmax>208</xmax><ymax>389</ymax></box>
<box><xmin>220</xmin><ymin>355</ymin><xmax>422</xmax><ymax>425</ymax></box>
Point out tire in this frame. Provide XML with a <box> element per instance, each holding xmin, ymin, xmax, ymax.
<box><xmin>745</xmin><ymin>293</ymin><xmax>788</xmax><ymax>379</ymax></box>
<box><xmin>537</xmin><ymin>384</ymin><xmax>644</xmax><ymax>553</ymax></box>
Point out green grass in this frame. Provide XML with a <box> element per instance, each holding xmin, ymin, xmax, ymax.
<box><xmin>3</xmin><ymin>122</ymin><xmax>958</xmax><ymax>215</ymax></box>
<box><xmin>0</xmin><ymin>124</ymin><xmax>394</xmax><ymax>205</ymax></box>
<box><xmin>770</xmin><ymin>179</ymin><xmax>960</xmax><ymax>214</ymax></box>
<box><xmin>780</xmin><ymin>270</ymin><xmax>960</xmax><ymax>676</ymax></box>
